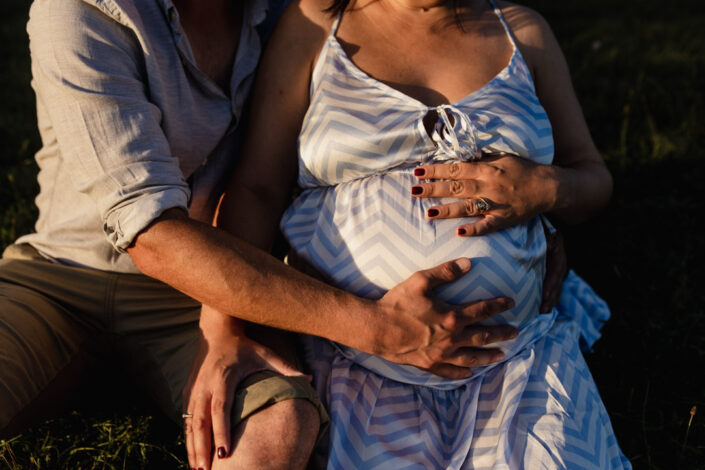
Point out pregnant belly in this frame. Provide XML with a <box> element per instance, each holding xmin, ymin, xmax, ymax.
<box><xmin>282</xmin><ymin>169</ymin><xmax>547</xmax><ymax>329</ymax></box>
<box><xmin>283</xmin><ymin>169</ymin><xmax>554</xmax><ymax>386</ymax></box>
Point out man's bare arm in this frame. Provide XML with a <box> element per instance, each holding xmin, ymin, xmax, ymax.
<box><xmin>128</xmin><ymin>209</ymin><xmax>515</xmax><ymax>376</ymax></box>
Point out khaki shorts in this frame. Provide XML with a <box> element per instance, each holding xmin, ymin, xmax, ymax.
<box><xmin>0</xmin><ymin>243</ymin><xmax>327</xmax><ymax>436</ymax></box>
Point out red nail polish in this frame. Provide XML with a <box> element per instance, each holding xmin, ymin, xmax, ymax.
<box><xmin>457</xmin><ymin>227</ymin><xmax>467</xmax><ymax>235</ymax></box>
<box><xmin>217</xmin><ymin>447</ymin><xmax>226</xmax><ymax>459</ymax></box>
<box><xmin>414</xmin><ymin>168</ymin><xmax>425</xmax><ymax>176</ymax></box>
<box><xmin>411</xmin><ymin>186</ymin><xmax>423</xmax><ymax>195</ymax></box>
<box><xmin>427</xmin><ymin>208</ymin><xmax>439</xmax><ymax>217</ymax></box>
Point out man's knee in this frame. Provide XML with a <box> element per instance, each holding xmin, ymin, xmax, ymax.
<box><xmin>214</xmin><ymin>398</ymin><xmax>320</xmax><ymax>470</ymax></box>
<box><xmin>212</xmin><ymin>371</ymin><xmax>328</xmax><ymax>470</ymax></box>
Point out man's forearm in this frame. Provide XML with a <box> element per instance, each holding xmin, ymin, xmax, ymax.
<box><xmin>128</xmin><ymin>209</ymin><xmax>387</xmax><ymax>354</ymax></box>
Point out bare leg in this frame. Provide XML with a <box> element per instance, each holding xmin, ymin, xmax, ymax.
<box><xmin>212</xmin><ymin>398</ymin><xmax>320</xmax><ymax>470</ymax></box>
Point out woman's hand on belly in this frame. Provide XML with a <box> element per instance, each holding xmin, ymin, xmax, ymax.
<box><xmin>411</xmin><ymin>153</ymin><xmax>558</xmax><ymax>236</ymax></box>
<box><xmin>374</xmin><ymin>257</ymin><xmax>518</xmax><ymax>379</ymax></box>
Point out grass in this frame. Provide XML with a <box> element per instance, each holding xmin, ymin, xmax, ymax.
<box><xmin>0</xmin><ymin>414</ymin><xmax>182</xmax><ymax>470</ymax></box>
<box><xmin>1</xmin><ymin>0</ymin><xmax>704</xmax><ymax>468</ymax></box>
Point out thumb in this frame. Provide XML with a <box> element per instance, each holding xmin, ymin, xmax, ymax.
<box><xmin>421</xmin><ymin>258</ymin><xmax>472</xmax><ymax>290</ymax></box>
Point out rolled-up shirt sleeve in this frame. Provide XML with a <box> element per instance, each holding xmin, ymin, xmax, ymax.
<box><xmin>28</xmin><ymin>0</ymin><xmax>190</xmax><ymax>252</ymax></box>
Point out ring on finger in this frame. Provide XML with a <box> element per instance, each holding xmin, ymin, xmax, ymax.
<box><xmin>181</xmin><ymin>413</ymin><xmax>193</xmax><ymax>419</ymax></box>
<box><xmin>474</xmin><ymin>197</ymin><xmax>491</xmax><ymax>214</ymax></box>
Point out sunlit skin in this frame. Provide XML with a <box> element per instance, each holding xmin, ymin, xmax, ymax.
<box><xmin>130</xmin><ymin>0</ymin><xmax>611</xmax><ymax>468</ymax></box>
<box><xmin>128</xmin><ymin>1</ymin><xmax>520</xmax><ymax>469</ymax></box>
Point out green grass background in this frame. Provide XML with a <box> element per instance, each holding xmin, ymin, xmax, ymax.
<box><xmin>1</xmin><ymin>0</ymin><xmax>704</xmax><ymax>468</ymax></box>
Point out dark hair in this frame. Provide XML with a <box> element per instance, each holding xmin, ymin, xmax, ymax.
<box><xmin>324</xmin><ymin>0</ymin><xmax>350</xmax><ymax>16</ymax></box>
<box><xmin>324</xmin><ymin>0</ymin><xmax>465</xmax><ymax>29</ymax></box>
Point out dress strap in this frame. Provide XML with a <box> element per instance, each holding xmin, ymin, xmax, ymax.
<box><xmin>330</xmin><ymin>10</ymin><xmax>343</xmax><ymax>36</ymax></box>
<box><xmin>488</xmin><ymin>0</ymin><xmax>518</xmax><ymax>50</ymax></box>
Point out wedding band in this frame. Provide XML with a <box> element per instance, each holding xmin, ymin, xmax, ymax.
<box><xmin>475</xmin><ymin>197</ymin><xmax>491</xmax><ymax>213</ymax></box>
<box><xmin>181</xmin><ymin>413</ymin><xmax>193</xmax><ymax>419</ymax></box>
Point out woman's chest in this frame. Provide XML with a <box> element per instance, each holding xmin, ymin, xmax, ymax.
<box><xmin>299</xmin><ymin>83</ymin><xmax>554</xmax><ymax>188</ymax></box>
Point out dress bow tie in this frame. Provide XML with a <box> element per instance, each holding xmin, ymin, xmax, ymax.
<box><xmin>430</xmin><ymin>104</ymin><xmax>481</xmax><ymax>162</ymax></box>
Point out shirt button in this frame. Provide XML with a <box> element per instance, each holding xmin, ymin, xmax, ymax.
<box><xmin>169</xmin><ymin>9</ymin><xmax>177</xmax><ymax>23</ymax></box>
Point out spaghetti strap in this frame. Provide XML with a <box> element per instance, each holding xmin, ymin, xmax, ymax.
<box><xmin>488</xmin><ymin>0</ymin><xmax>518</xmax><ymax>49</ymax></box>
<box><xmin>330</xmin><ymin>10</ymin><xmax>343</xmax><ymax>36</ymax></box>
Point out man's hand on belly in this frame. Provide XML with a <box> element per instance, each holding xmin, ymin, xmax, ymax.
<box><xmin>373</xmin><ymin>258</ymin><xmax>518</xmax><ymax>379</ymax></box>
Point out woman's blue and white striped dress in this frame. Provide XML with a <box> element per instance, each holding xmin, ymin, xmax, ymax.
<box><xmin>280</xmin><ymin>2</ymin><xmax>631</xmax><ymax>468</ymax></box>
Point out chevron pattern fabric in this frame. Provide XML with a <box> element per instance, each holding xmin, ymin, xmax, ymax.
<box><xmin>281</xmin><ymin>2</ymin><xmax>630</xmax><ymax>468</ymax></box>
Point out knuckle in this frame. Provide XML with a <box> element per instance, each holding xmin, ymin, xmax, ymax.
<box><xmin>449</xmin><ymin>180</ymin><xmax>464</xmax><ymax>196</ymax></box>
<box><xmin>464</xmin><ymin>355</ymin><xmax>478</xmax><ymax>366</ymax></box>
<box><xmin>482</xmin><ymin>330</ymin><xmax>491</xmax><ymax>345</ymax></box>
<box><xmin>192</xmin><ymin>417</ymin><xmax>208</xmax><ymax>431</ymax></box>
<box><xmin>409</xmin><ymin>271</ymin><xmax>428</xmax><ymax>288</ymax></box>
<box><xmin>444</xmin><ymin>313</ymin><xmax>458</xmax><ymax>331</ymax></box>
<box><xmin>448</xmin><ymin>163</ymin><xmax>461</xmax><ymax>177</ymax></box>
<box><xmin>439</xmin><ymin>262</ymin><xmax>457</xmax><ymax>279</ymax></box>
<box><xmin>490</xmin><ymin>165</ymin><xmax>504</xmax><ymax>176</ymax></box>
<box><xmin>418</xmin><ymin>357</ymin><xmax>433</xmax><ymax>370</ymax></box>
<box><xmin>463</xmin><ymin>198</ymin><xmax>476</xmax><ymax>216</ymax></box>
<box><xmin>211</xmin><ymin>397</ymin><xmax>225</xmax><ymax>412</ymax></box>
<box><xmin>472</xmin><ymin>302</ymin><xmax>489</xmax><ymax>318</ymax></box>
<box><xmin>216</xmin><ymin>364</ymin><xmax>234</xmax><ymax>378</ymax></box>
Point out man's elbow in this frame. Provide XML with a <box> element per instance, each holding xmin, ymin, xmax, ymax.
<box><xmin>126</xmin><ymin>207</ymin><xmax>188</xmax><ymax>277</ymax></box>
<box><xmin>127</xmin><ymin>232</ymin><xmax>162</xmax><ymax>277</ymax></box>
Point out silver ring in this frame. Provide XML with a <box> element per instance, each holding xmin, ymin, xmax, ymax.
<box><xmin>475</xmin><ymin>197</ymin><xmax>491</xmax><ymax>213</ymax></box>
<box><xmin>181</xmin><ymin>413</ymin><xmax>193</xmax><ymax>419</ymax></box>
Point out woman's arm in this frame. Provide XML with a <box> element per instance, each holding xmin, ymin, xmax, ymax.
<box><xmin>177</xmin><ymin>4</ymin><xmax>518</xmax><ymax>462</ymax></box>
<box><xmin>213</xmin><ymin>0</ymin><xmax>327</xmax><ymax>249</ymax></box>
<box><xmin>516</xmin><ymin>4</ymin><xmax>613</xmax><ymax>223</ymax></box>
<box><xmin>129</xmin><ymin>0</ymin><xmax>516</xmax><ymax>372</ymax></box>
<box><xmin>411</xmin><ymin>3</ymin><xmax>612</xmax><ymax>232</ymax></box>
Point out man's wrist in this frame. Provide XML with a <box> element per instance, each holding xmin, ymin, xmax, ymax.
<box><xmin>329</xmin><ymin>297</ymin><xmax>394</xmax><ymax>356</ymax></box>
<box><xmin>349</xmin><ymin>298</ymin><xmax>419</xmax><ymax>359</ymax></box>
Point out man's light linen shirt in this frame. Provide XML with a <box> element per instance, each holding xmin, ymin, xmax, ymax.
<box><xmin>18</xmin><ymin>0</ymin><xmax>278</xmax><ymax>272</ymax></box>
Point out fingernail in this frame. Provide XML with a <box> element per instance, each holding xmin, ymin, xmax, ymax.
<box><xmin>427</xmin><ymin>208</ymin><xmax>439</xmax><ymax>217</ymax></box>
<box><xmin>454</xmin><ymin>258</ymin><xmax>471</xmax><ymax>271</ymax></box>
<box><xmin>457</xmin><ymin>227</ymin><xmax>467</xmax><ymax>235</ymax></box>
<box><xmin>217</xmin><ymin>447</ymin><xmax>226</xmax><ymax>459</ymax></box>
<box><xmin>414</xmin><ymin>168</ymin><xmax>425</xmax><ymax>176</ymax></box>
<box><xmin>411</xmin><ymin>186</ymin><xmax>423</xmax><ymax>195</ymax></box>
